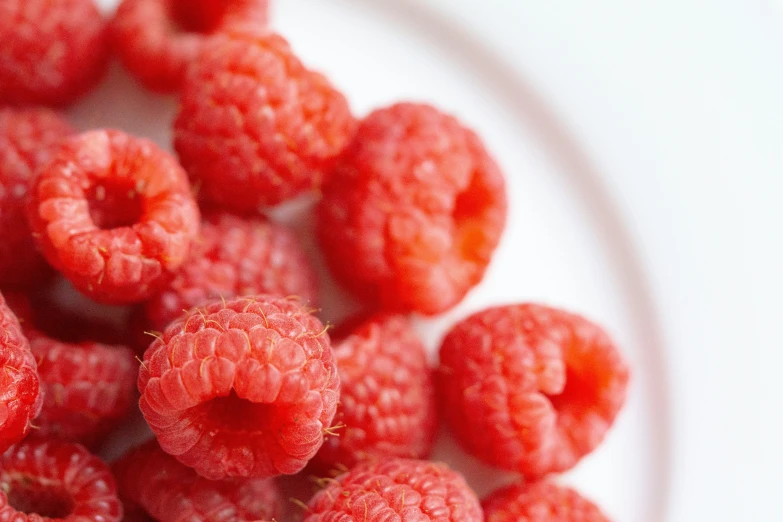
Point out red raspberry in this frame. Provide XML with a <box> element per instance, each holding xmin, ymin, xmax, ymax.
<box><xmin>437</xmin><ymin>304</ymin><xmax>630</xmax><ymax>477</ymax></box>
<box><xmin>0</xmin><ymin>292</ymin><xmax>42</xmax><ymax>453</ymax></box>
<box><xmin>0</xmin><ymin>439</ymin><xmax>121</xmax><ymax>522</ymax></box>
<box><xmin>304</xmin><ymin>459</ymin><xmax>482</xmax><ymax>522</ymax></box>
<box><xmin>0</xmin><ymin>108</ymin><xmax>73</xmax><ymax>289</ymax></box>
<box><xmin>114</xmin><ymin>440</ymin><xmax>283</xmax><ymax>522</ymax></box>
<box><xmin>144</xmin><ymin>211</ymin><xmax>318</xmax><ymax>334</ymax></box>
<box><xmin>317</xmin><ymin>102</ymin><xmax>507</xmax><ymax>315</ymax></box>
<box><xmin>27</xmin><ymin>332</ymin><xmax>136</xmax><ymax>447</ymax></box>
<box><xmin>26</xmin><ymin>129</ymin><xmax>201</xmax><ymax>304</ymax></box>
<box><xmin>174</xmin><ymin>31</ymin><xmax>357</xmax><ymax>210</ymax></box>
<box><xmin>482</xmin><ymin>482</ymin><xmax>611</xmax><ymax>522</ymax></box>
<box><xmin>0</xmin><ymin>0</ymin><xmax>108</xmax><ymax>106</ymax></box>
<box><xmin>110</xmin><ymin>0</ymin><xmax>269</xmax><ymax>93</ymax></box>
<box><xmin>312</xmin><ymin>314</ymin><xmax>437</xmax><ymax>472</ymax></box>
<box><xmin>138</xmin><ymin>295</ymin><xmax>340</xmax><ymax>479</ymax></box>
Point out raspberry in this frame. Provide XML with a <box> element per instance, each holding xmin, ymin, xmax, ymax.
<box><xmin>312</xmin><ymin>314</ymin><xmax>437</xmax><ymax>472</ymax></box>
<box><xmin>0</xmin><ymin>0</ymin><xmax>108</xmax><ymax>106</ymax></box>
<box><xmin>317</xmin><ymin>102</ymin><xmax>507</xmax><ymax>315</ymax></box>
<box><xmin>110</xmin><ymin>0</ymin><xmax>269</xmax><ymax>93</ymax></box>
<box><xmin>482</xmin><ymin>482</ymin><xmax>610</xmax><ymax>522</ymax></box>
<box><xmin>114</xmin><ymin>440</ymin><xmax>283</xmax><ymax>522</ymax></box>
<box><xmin>0</xmin><ymin>108</ymin><xmax>74</xmax><ymax>289</ymax></box>
<box><xmin>144</xmin><ymin>211</ymin><xmax>319</xmax><ymax>335</ymax></box>
<box><xmin>0</xmin><ymin>439</ymin><xmax>121</xmax><ymax>522</ymax></box>
<box><xmin>304</xmin><ymin>459</ymin><xmax>482</xmax><ymax>522</ymax></box>
<box><xmin>437</xmin><ymin>304</ymin><xmax>630</xmax><ymax>477</ymax></box>
<box><xmin>26</xmin><ymin>129</ymin><xmax>201</xmax><ymax>304</ymax></box>
<box><xmin>174</xmin><ymin>31</ymin><xmax>356</xmax><ymax>210</ymax></box>
<box><xmin>138</xmin><ymin>295</ymin><xmax>340</xmax><ymax>479</ymax></box>
<box><xmin>0</xmin><ymin>292</ymin><xmax>42</xmax><ymax>453</ymax></box>
<box><xmin>27</xmin><ymin>331</ymin><xmax>136</xmax><ymax>447</ymax></box>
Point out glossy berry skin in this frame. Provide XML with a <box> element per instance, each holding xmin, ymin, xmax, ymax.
<box><xmin>0</xmin><ymin>439</ymin><xmax>122</xmax><ymax>522</ymax></box>
<box><xmin>437</xmin><ymin>304</ymin><xmax>630</xmax><ymax>477</ymax></box>
<box><xmin>26</xmin><ymin>129</ymin><xmax>200</xmax><ymax>304</ymax></box>
<box><xmin>138</xmin><ymin>295</ymin><xmax>340</xmax><ymax>480</ymax></box>
<box><xmin>0</xmin><ymin>293</ymin><xmax>42</xmax><ymax>454</ymax></box>
<box><xmin>0</xmin><ymin>108</ymin><xmax>73</xmax><ymax>288</ymax></box>
<box><xmin>28</xmin><ymin>332</ymin><xmax>136</xmax><ymax>447</ymax></box>
<box><xmin>304</xmin><ymin>459</ymin><xmax>483</xmax><ymax>522</ymax></box>
<box><xmin>313</xmin><ymin>314</ymin><xmax>437</xmax><ymax>472</ymax></box>
<box><xmin>114</xmin><ymin>440</ymin><xmax>283</xmax><ymax>522</ymax></box>
<box><xmin>110</xmin><ymin>0</ymin><xmax>269</xmax><ymax>93</ymax></box>
<box><xmin>317</xmin><ymin>102</ymin><xmax>507</xmax><ymax>315</ymax></box>
<box><xmin>144</xmin><ymin>211</ymin><xmax>318</xmax><ymax>334</ymax></box>
<box><xmin>482</xmin><ymin>482</ymin><xmax>611</xmax><ymax>522</ymax></box>
<box><xmin>174</xmin><ymin>31</ymin><xmax>356</xmax><ymax>210</ymax></box>
<box><xmin>0</xmin><ymin>0</ymin><xmax>109</xmax><ymax>106</ymax></box>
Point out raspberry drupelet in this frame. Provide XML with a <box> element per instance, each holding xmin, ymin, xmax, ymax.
<box><xmin>482</xmin><ymin>481</ymin><xmax>611</xmax><ymax>522</ymax></box>
<box><xmin>304</xmin><ymin>459</ymin><xmax>483</xmax><ymax>522</ymax></box>
<box><xmin>28</xmin><ymin>332</ymin><xmax>136</xmax><ymax>447</ymax></box>
<box><xmin>113</xmin><ymin>440</ymin><xmax>284</xmax><ymax>522</ymax></box>
<box><xmin>0</xmin><ymin>108</ymin><xmax>74</xmax><ymax>289</ymax></box>
<box><xmin>110</xmin><ymin>0</ymin><xmax>269</xmax><ymax>93</ymax></box>
<box><xmin>138</xmin><ymin>295</ymin><xmax>340</xmax><ymax>480</ymax></box>
<box><xmin>0</xmin><ymin>439</ymin><xmax>122</xmax><ymax>522</ymax></box>
<box><xmin>144</xmin><ymin>210</ymin><xmax>319</xmax><ymax>334</ymax></box>
<box><xmin>174</xmin><ymin>30</ymin><xmax>357</xmax><ymax>210</ymax></box>
<box><xmin>317</xmin><ymin>102</ymin><xmax>507</xmax><ymax>315</ymax></box>
<box><xmin>437</xmin><ymin>304</ymin><xmax>630</xmax><ymax>477</ymax></box>
<box><xmin>26</xmin><ymin>129</ymin><xmax>200</xmax><ymax>304</ymax></box>
<box><xmin>312</xmin><ymin>314</ymin><xmax>437</xmax><ymax>473</ymax></box>
<box><xmin>0</xmin><ymin>0</ymin><xmax>109</xmax><ymax>106</ymax></box>
<box><xmin>0</xmin><ymin>293</ymin><xmax>42</xmax><ymax>453</ymax></box>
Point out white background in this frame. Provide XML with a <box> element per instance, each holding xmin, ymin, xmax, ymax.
<box><xmin>422</xmin><ymin>1</ymin><xmax>783</xmax><ymax>520</ymax></box>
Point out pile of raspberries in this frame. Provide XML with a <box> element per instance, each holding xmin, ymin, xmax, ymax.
<box><xmin>0</xmin><ymin>1</ymin><xmax>631</xmax><ymax>521</ymax></box>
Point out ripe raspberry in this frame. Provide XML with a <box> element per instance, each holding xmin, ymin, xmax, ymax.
<box><xmin>27</xmin><ymin>331</ymin><xmax>136</xmax><ymax>447</ymax></box>
<box><xmin>26</xmin><ymin>129</ymin><xmax>201</xmax><ymax>304</ymax></box>
<box><xmin>437</xmin><ymin>304</ymin><xmax>630</xmax><ymax>477</ymax></box>
<box><xmin>0</xmin><ymin>0</ymin><xmax>108</xmax><ymax>106</ymax></box>
<box><xmin>138</xmin><ymin>295</ymin><xmax>340</xmax><ymax>480</ymax></box>
<box><xmin>0</xmin><ymin>439</ymin><xmax>121</xmax><ymax>522</ymax></box>
<box><xmin>312</xmin><ymin>314</ymin><xmax>437</xmax><ymax>472</ymax></box>
<box><xmin>0</xmin><ymin>292</ymin><xmax>42</xmax><ymax>453</ymax></box>
<box><xmin>317</xmin><ymin>102</ymin><xmax>507</xmax><ymax>315</ymax></box>
<box><xmin>482</xmin><ymin>481</ymin><xmax>611</xmax><ymax>522</ymax></box>
<box><xmin>111</xmin><ymin>0</ymin><xmax>269</xmax><ymax>93</ymax></box>
<box><xmin>0</xmin><ymin>108</ymin><xmax>74</xmax><ymax>289</ymax></box>
<box><xmin>144</xmin><ymin>211</ymin><xmax>318</xmax><ymax>334</ymax></box>
<box><xmin>114</xmin><ymin>440</ymin><xmax>283</xmax><ymax>522</ymax></box>
<box><xmin>174</xmin><ymin>31</ymin><xmax>356</xmax><ymax>210</ymax></box>
<box><xmin>304</xmin><ymin>459</ymin><xmax>482</xmax><ymax>522</ymax></box>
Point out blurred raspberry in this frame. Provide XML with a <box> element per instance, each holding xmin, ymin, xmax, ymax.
<box><xmin>305</xmin><ymin>459</ymin><xmax>482</xmax><ymax>522</ymax></box>
<box><xmin>482</xmin><ymin>481</ymin><xmax>611</xmax><ymax>522</ymax></box>
<box><xmin>144</xmin><ymin>211</ymin><xmax>318</xmax><ymax>334</ymax></box>
<box><xmin>312</xmin><ymin>314</ymin><xmax>437</xmax><ymax>472</ymax></box>
<box><xmin>0</xmin><ymin>292</ymin><xmax>42</xmax><ymax>453</ymax></box>
<box><xmin>111</xmin><ymin>0</ymin><xmax>269</xmax><ymax>92</ymax></box>
<box><xmin>318</xmin><ymin>102</ymin><xmax>507</xmax><ymax>315</ymax></box>
<box><xmin>437</xmin><ymin>304</ymin><xmax>630</xmax><ymax>477</ymax></box>
<box><xmin>174</xmin><ymin>30</ymin><xmax>356</xmax><ymax>210</ymax></box>
<box><xmin>138</xmin><ymin>295</ymin><xmax>340</xmax><ymax>479</ymax></box>
<box><xmin>114</xmin><ymin>440</ymin><xmax>283</xmax><ymax>522</ymax></box>
<box><xmin>28</xmin><ymin>332</ymin><xmax>136</xmax><ymax>447</ymax></box>
<box><xmin>0</xmin><ymin>0</ymin><xmax>109</xmax><ymax>106</ymax></box>
<box><xmin>26</xmin><ymin>129</ymin><xmax>200</xmax><ymax>304</ymax></box>
<box><xmin>0</xmin><ymin>108</ymin><xmax>74</xmax><ymax>289</ymax></box>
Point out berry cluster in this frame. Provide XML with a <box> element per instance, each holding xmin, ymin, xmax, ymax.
<box><xmin>0</xmin><ymin>1</ymin><xmax>631</xmax><ymax>521</ymax></box>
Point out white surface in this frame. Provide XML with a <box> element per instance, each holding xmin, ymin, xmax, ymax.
<box><xmin>87</xmin><ymin>0</ymin><xmax>783</xmax><ymax>520</ymax></box>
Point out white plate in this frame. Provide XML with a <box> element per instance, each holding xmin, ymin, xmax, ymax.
<box><xmin>82</xmin><ymin>1</ymin><xmax>670</xmax><ymax>520</ymax></box>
